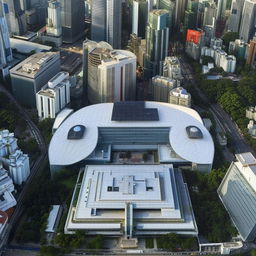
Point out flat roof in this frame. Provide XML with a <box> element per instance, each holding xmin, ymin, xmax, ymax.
<box><xmin>10</xmin><ymin>52</ymin><xmax>59</xmax><ymax>79</ymax></box>
<box><xmin>10</xmin><ymin>38</ymin><xmax>52</xmax><ymax>54</ymax></box>
<box><xmin>65</xmin><ymin>165</ymin><xmax>198</xmax><ymax>234</ymax></box>
<box><xmin>49</xmin><ymin>102</ymin><xmax>214</xmax><ymax>166</ymax></box>
<box><xmin>45</xmin><ymin>205</ymin><xmax>61</xmax><ymax>233</ymax></box>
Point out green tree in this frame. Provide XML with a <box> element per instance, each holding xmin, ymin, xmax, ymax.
<box><xmin>222</xmin><ymin>32</ymin><xmax>239</xmax><ymax>48</ymax></box>
<box><xmin>39</xmin><ymin>246</ymin><xmax>63</xmax><ymax>256</ymax></box>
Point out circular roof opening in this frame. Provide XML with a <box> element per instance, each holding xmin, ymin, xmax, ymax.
<box><xmin>67</xmin><ymin>125</ymin><xmax>86</xmax><ymax>140</ymax></box>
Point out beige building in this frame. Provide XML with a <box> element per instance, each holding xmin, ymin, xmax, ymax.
<box><xmin>169</xmin><ymin>87</ymin><xmax>191</xmax><ymax>107</ymax></box>
<box><xmin>151</xmin><ymin>75</ymin><xmax>177</xmax><ymax>102</ymax></box>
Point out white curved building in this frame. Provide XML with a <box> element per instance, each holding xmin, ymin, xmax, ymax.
<box><xmin>49</xmin><ymin>102</ymin><xmax>214</xmax><ymax>172</ymax></box>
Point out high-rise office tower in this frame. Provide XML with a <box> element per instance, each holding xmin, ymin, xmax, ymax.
<box><xmin>202</xmin><ymin>1</ymin><xmax>217</xmax><ymax>26</ymax></box>
<box><xmin>218</xmin><ymin>152</ymin><xmax>256</xmax><ymax>242</ymax></box>
<box><xmin>0</xmin><ymin>2</ymin><xmax>12</xmax><ymax>67</ymax></box>
<box><xmin>156</xmin><ymin>0</ymin><xmax>175</xmax><ymax>30</ymax></box>
<box><xmin>145</xmin><ymin>9</ymin><xmax>169</xmax><ymax>77</ymax></box>
<box><xmin>46</xmin><ymin>0</ymin><xmax>61</xmax><ymax>37</ymax></box>
<box><xmin>132</xmin><ymin>0</ymin><xmax>148</xmax><ymax>38</ymax></box>
<box><xmin>227</xmin><ymin>0</ymin><xmax>245</xmax><ymax>32</ymax></box>
<box><xmin>184</xmin><ymin>0</ymin><xmax>199</xmax><ymax>32</ymax></box>
<box><xmin>216</xmin><ymin>0</ymin><xmax>227</xmax><ymax>21</ymax></box>
<box><xmin>91</xmin><ymin>0</ymin><xmax>122</xmax><ymax>49</ymax></box>
<box><xmin>83</xmin><ymin>40</ymin><xmax>136</xmax><ymax>104</ymax></box>
<box><xmin>175</xmin><ymin>0</ymin><xmax>187</xmax><ymax>26</ymax></box>
<box><xmin>239</xmin><ymin>0</ymin><xmax>256</xmax><ymax>42</ymax></box>
<box><xmin>59</xmin><ymin>0</ymin><xmax>85</xmax><ymax>43</ymax></box>
<box><xmin>4</xmin><ymin>0</ymin><xmax>27</xmax><ymax>35</ymax></box>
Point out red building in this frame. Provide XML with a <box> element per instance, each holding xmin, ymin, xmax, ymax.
<box><xmin>186</xmin><ymin>29</ymin><xmax>203</xmax><ymax>45</ymax></box>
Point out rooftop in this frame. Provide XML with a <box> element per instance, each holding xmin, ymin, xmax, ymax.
<box><xmin>65</xmin><ymin>164</ymin><xmax>198</xmax><ymax>235</ymax></box>
<box><xmin>49</xmin><ymin>102</ymin><xmax>214</xmax><ymax>166</ymax></box>
<box><xmin>10</xmin><ymin>52</ymin><xmax>59</xmax><ymax>79</ymax></box>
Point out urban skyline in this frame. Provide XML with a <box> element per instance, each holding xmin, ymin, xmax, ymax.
<box><xmin>0</xmin><ymin>0</ymin><xmax>255</xmax><ymax>255</ymax></box>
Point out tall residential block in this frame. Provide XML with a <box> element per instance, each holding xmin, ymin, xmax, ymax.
<box><xmin>132</xmin><ymin>0</ymin><xmax>148</xmax><ymax>38</ymax></box>
<box><xmin>10</xmin><ymin>52</ymin><xmax>61</xmax><ymax>107</ymax></box>
<box><xmin>59</xmin><ymin>0</ymin><xmax>85</xmax><ymax>43</ymax></box>
<box><xmin>150</xmin><ymin>75</ymin><xmax>177</xmax><ymax>102</ymax></box>
<box><xmin>91</xmin><ymin>0</ymin><xmax>122</xmax><ymax>49</ymax></box>
<box><xmin>36</xmin><ymin>72</ymin><xmax>71</xmax><ymax>120</ymax></box>
<box><xmin>216</xmin><ymin>0</ymin><xmax>227</xmax><ymax>21</ymax></box>
<box><xmin>239</xmin><ymin>0</ymin><xmax>256</xmax><ymax>43</ymax></box>
<box><xmin>218</xmin><ymin>152</ymin><xmax>256</xmax><ymax>242</ymax></box>
<box><xmin>83</xmin><ymin>41</ymin><xmax>136</xmax><ymax>104</ymax></box>
<box><xmin>145</xmin><ymin>9</ymin><xmax>169</xmax><ymax>77</ymax></box>
<box><xmin>4</xmin><ymin>0</ymin><xmax>27</xmax><ymax>35</ymax></box>
<box><xmin>175</xmin><ymin>0</ymin><xmax>187</xmax><ymax>26</ymax></box>
<box><xmin>228</xmin><ymin>0</ymin><xmax>245</xmax><ymax>32</ymax></box>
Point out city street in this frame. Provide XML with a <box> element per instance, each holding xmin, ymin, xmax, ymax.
<box><xmin>179</xmin><ymin>55</ymin><xmax>255</xmax><ymax>158</ymax></box>
<box><xmin>0</xmin><ymin>83</ymin><xmax>47</xmax><ymax>251</ymax></box>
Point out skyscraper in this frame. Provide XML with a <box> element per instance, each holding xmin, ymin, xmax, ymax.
<box><xmin>91</xmin><ymin>0</ymin><xmax>122</xmax><ymax>49</ymax></box>
<box><xmin>145</xmin><ymin>9</ymin><xmax>169</xmax><ymax>77</ymax></box>
<box><xmin>175</xmin><ymin>0</ymin><xmax>187</xmax><ymax>26</ymax></box>
<box><xmin>216</xmin><ymin>0</ymin><xmax>227</xmax><ymax>21</ymax></box>
<box><xmin>239</xmin><ymin>0</ymin><xmax>256</xmax><ymax>42</ymax></box>
<box><xmin>132</xmin><ymin>0</ymin><xmax>148</xmax><ymax>38</ymax></box>
<box><xmin>156</xmin><ymin>0</ymin><xmax>175</xmax><ymax>30</ymax></box>
<box><xmin>184</xmin><ymin>0</ymin><xmax>199</xmax><ymax>32</ymax></box>
<box><xmin>227</xmin><ymin>0</ymin><xmax>245</xmax><ymax>32</ymax></box>
<box><xmin>46</xmin><ymin>0</ymin><xmax>61</xmax><ymax>37</ymax></box>
<box><xmin>83</xmin><ymin>40</ymin><xmax>136</xmax><ymax>104</ymax></box>
<box><xmin>4</xmin><ymin>0</ymin><xmax>27</xmax><ymax>35</ymax></box>
<box><xmin>59</xmin><ymin>0</ymin><xmax>85</xmax><ymax>43</ymax></box>
<box><xmin>0</xmin><ymin>2</ymin><xmax>12</xmax><ymax>68</ymax></box>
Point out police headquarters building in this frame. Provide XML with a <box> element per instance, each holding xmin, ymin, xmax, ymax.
<box><xmin>49</xmin><ymin>102</ymin><xmax>214</xmax><ymax>237</ymax></box>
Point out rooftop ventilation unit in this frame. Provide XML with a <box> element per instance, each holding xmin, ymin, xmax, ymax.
<box><xmin>186</xmin><ymin>126</ymin><xmax>203</xmax><ymax>139</ymax></box>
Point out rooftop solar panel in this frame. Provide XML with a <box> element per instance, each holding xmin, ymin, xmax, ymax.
<box><xmin>111</xmin><ymin>102</ymin><xmax>159</xmax><ymax>121</ymax></box>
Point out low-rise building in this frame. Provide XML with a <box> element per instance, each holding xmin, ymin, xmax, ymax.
<box><xmin>247</xmin><ymin>120</ymin><xmax>256</xmax><ymax>137</ymax></box>
<box><xmin>65</xmin><ymin>164</ymin><xmax>198</xmax><ymax>237</ymax></box>
<box><xmin>36</xmin><ymin>72</ymin><xmax>71</xmax><ymax>120</ymax></box>
<box><xmin>218</xmin><ymin>152</ymin><xmax>256</xmax><ymax>241</ymax></box>
<box><xmin>246</xmin><ymin>106</ymin><xmax>256</xmax><ymax>121</ymax></box>
<box><xmin>229</xmin><ymin>39</ymin><xmax>248</xmax><ymax>59</ymax></box>
<box><xmin>169</xmin><ymin>87</ymin><xmax>191</xmax><ymax>107</ymax></box>
<box><xmin>210</xmin><ymin>37</ymin><xmax>223</xmax><ymax>48</ymax></box>
<box><xmin>0</xmin><ymin>211</ymin><xmax>8</xmax><ymax>239</ymax></box>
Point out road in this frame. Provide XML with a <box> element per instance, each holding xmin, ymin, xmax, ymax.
<box><xmin>0</xmin><ymin>83</ymin><xmax>47</xmax><ymax>253</ymax></box>
<box><xmin>179</xmin><ymin>55</ymin><xmax>255</xmax><ymax>158</ymax></box>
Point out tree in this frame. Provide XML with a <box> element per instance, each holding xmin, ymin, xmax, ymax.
<box><xmin>39</xmin><ymin>246</ymin><xmax>63</xmax><ymax>256</ymax></box>
<box><xmin>87</xmin><ymin>235</ymin><xmax>104</xmax><ymax>249</ymax></box>
<box><xmin>222</xmin><ymin>32</ymin><xmax>239</xmax><ymax>48</ymax></box>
